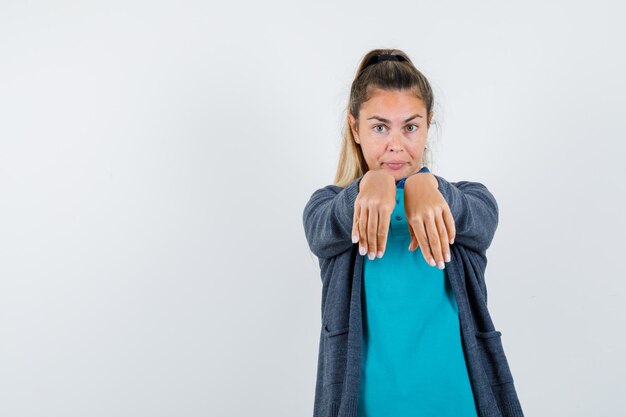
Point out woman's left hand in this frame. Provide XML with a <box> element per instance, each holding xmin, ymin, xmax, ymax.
<box><xmin>404</xmin><ymin>173</ymin><xmax>456</xmax><ymax>269</ymax></box>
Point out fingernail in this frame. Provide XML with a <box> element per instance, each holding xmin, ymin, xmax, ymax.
<box><xmin>450</xmin><ymin>239</ymin><xmax>454</xmax><ymax>244</ymax></box>
<box><xmin>445</xmin><ymin>253</ymin><xmax>451</xmax><ymax>262</ymax></box>
<box><xmin>359</xmin><ymin>246</ymin><xmax>367</xmax><ymax>256</ymax></box>
<box><xmin>368</xmin><ymin>252</ymin><xmax>375</xmax><ymax>260</ymax></box>
<box><xmin>429</xmin><ymin>258</ymin><xmax>436</xmax><ymax>267</ymax></box>
<box><xmin>352</xmin><ymin>235</ymin><xmax>359</xmax><ymax>243</ymax></box>
<box><xmin>376</xmin><ymin>251</ymin><xmax>383</xmax><ymax>258</ymax></box>
<box><xmin>438</xmin><ymin>260</ymin><xmax>445</xmax><ymax>269</ymax></box>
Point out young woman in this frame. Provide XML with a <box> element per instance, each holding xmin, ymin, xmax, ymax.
<box><xmin>303</xmin><ymin>49</ymin><xmax>524</xmax><ymax>417</ymax></box>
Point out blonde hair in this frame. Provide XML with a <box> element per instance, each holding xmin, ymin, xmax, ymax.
<box><xmin>334</xmin><ymin>48</ymin><xmax>438</xmax><ymax>187</ymax></box>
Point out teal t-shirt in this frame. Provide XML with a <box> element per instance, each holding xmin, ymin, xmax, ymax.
<box><xmin>357</xmin><ymin>169</ymin><xmax>478</xmax><ymax>417</ymax></box>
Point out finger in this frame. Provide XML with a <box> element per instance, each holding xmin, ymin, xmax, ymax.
<box><xmin>366</xmin><ymin>205</ymin><xmax>379</xmax><ymax>260</ymax></box>
<box><xmin>352</xmin><ymin>201</ymin><xmax>361</xmax><ymax>243</ymax></box>
<box><xmin>442</xmin><ymin>205</ymin><xmax>456</xmax><ymax>245</ymax></box>
<box><xmin>409</xmin><ymin>218</ymin><xmax>435</xmax><ymax>267</ymax></box>
<box><xmin>407</xmin><ymin>223</ymin><xmax>419</xmax><ymax>252</ymax></box>
<box><xmin>425</xmin><ymin>212</ymin><xmax>444</xmax><ymax>269</ymax></box>
<box><xmin>435</xmin><ymin>212</ymin><xmax>451</xmax><ymax>263</ymax></box>
<box><xmin>377</xmin><ymin>207</ymin><xmax>391</xmax><ymax>258</ymax></box>
<box><xmin>358</xmin><ymin>205</ymin><xmax>369</xmax><ymax>257</ymax></box>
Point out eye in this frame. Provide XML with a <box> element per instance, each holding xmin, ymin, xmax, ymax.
<box><xmin>406</xmin><ymin>124</ymin><xmax>418</xmax><ymax>132</ymax></box>
<box><xmin>373</xmin><ymin>124</ymin><xmax>386</xmax><ymax>133</ymax></box>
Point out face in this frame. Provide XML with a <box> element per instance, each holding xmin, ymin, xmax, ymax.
<box><xmin>348</xmin><ymin>88</ymin><xmax>433</xmax><ymax>181</ymax></box>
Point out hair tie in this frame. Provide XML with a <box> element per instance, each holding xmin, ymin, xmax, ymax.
<box><xmin>360</xmin><ymin>54</ymin><xmax>407</xmax><ymax>74</ymax></box>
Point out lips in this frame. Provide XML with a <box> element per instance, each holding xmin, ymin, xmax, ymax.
<box><xmin>385</xmin><ymin>162</ymin><xmax>406</xmax><ymax>170</ymax></box>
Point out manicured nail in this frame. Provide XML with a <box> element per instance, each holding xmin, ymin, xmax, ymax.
<box><xmin>429</xmin><ymin>258</ymin><xmax>436</xmax><ymax>267</ymax></box>
<box><xmin>445</xmin><ymin>252</ymin><xmax>451</xmax><ymax>262</ymax></box>
<box><xmin>438</xmin><ymin>260</ymin><xmax>445</xmax><ymax>269</ymax></box>
<box><xmin>368</xmin><ymin>252</ymin><xmax>375</xmax><ymax>260</ymax></box>
<box><xmin>359</xmin><ymin>246</ymin><xmax>367</xmax><ymax>256</ymax></box>
<box><xmin>450</xmin><ymin>238</ymin><xmax>454</xmax><ymax>244</ymax></box>
<box><xmin>377</xmin><ymin>251</ymin><xmax>383</xmax><ymax>258</ymax></box>
<box><xmin>352</xmin><ymin>235</ymin><xmax>359</xmax><ymax>243</ymax></box>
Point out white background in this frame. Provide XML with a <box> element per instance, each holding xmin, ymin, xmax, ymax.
<box><xmin>1</xmin><ymin>1</ymin><xmax>624</xmax><ymax>416</ymax></box>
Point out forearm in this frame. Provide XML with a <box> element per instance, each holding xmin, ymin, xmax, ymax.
<box><xmin>433</xmin><ymin>174</ymin><xmax>499</xmax><ymax>253</ymax></box>
<box><xmin>302</xmin><ymin>175</ymin><xmax>363</xmax><ymax>259</ymax></box>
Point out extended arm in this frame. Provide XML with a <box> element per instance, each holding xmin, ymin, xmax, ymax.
<box><xmin>302</xmin><ymin>175</ymin><xmax>363</xmax><ymax>259</ymax></box>
<box><xmin>434</xmin><ymin>175</ymin><xmax>499</xmax><ymax>254</ymax></box>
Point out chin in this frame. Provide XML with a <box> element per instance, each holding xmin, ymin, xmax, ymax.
<box><xmin>388</xmin><ymin>170</ymin><xmax>409</xmax><ymax>181</ymax></box>
<box><xmin>379</xmin><ymin>166</ymin><xmax>411</xmax><ymax>180</ymax></box>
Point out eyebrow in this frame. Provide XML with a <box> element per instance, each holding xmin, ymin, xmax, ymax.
<box><xmin>367</xmin><ymin>114</ymin><xmax>423</xmax><ymax>123</ymax></box>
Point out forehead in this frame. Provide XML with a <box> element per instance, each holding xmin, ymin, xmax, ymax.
<box><xmin>361</xmin><ymin>87</ymin><xmax>426</xmax><ymax>116</ymax></box>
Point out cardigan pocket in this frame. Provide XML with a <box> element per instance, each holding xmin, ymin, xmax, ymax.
<box><xmin>323</xmin><ymin>324</ymin><xmax>349</xmax><ymax>386</ymax></box>
<box><xmin>475</xmin><ymin>330</ymin><xmax>515</xmax><ymax>386</ymax></box>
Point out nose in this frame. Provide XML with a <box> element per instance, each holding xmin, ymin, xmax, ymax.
<box><xmin>389</xmin><ymin>133</ymin><xmax>403</xmax><ymax>151</ymax></box>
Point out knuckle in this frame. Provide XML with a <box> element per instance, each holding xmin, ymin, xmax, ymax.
<box><xmin>407</xmin><ymin>214</ymin><xmax>421</xmax><ymax>223</ymax></box>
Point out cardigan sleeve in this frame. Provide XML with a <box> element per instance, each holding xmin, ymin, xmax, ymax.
<box><xmin>434</xmin><ymin>175</ymin><xmax>499</xmax><ymax>254</ymax></box>
<box><xmin>302</xmin><ymin>175</ymin><xmax>364</xmax><ymax>259</ymax></box>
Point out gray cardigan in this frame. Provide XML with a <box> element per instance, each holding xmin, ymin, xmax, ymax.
<box><xmin>302</xmin><ymin>173</ymin><xmax>525</xmax><ymax>417</ymax></box>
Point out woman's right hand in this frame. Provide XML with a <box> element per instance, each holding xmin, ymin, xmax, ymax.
<box><xmin>351</xmin><ymin>170</ymin><xmax>397</xmax><ymax>260</ymax></box>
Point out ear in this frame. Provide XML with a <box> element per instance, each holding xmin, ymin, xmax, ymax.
<box><xmin>348</xmin><ymin>113</ymin><xmax>359</xmax><ymax>143</ymax></box>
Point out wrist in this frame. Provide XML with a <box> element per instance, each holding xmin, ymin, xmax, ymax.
<box><xmin>406</xmin><ymin>172</ymin><xmax>438</xmax><ymax>189</ymax></box>
<box><xmin>362</xmin><ymin>169</ymin><xmax>395</xmax><ymax>187</ymax></box>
